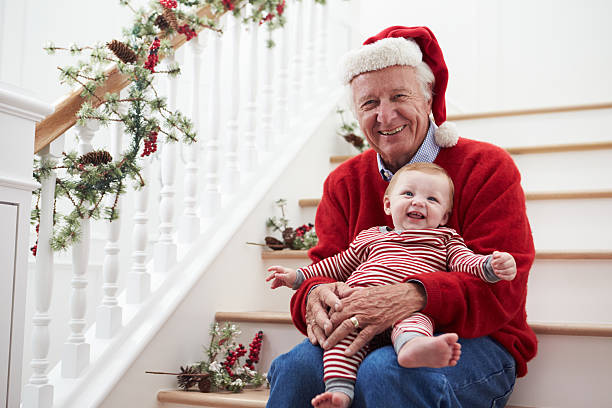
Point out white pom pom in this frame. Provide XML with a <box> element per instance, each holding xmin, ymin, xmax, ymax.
<box><xmin>435</xmin><ymin>122</ymin><xmax>459</xmax><ymax>147</ymax></box>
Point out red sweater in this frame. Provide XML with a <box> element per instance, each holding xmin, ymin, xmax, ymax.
<box><xmin>290</xmin><ymin>138</ymin><xmax>537</xmax><ymax>377</ymax></box>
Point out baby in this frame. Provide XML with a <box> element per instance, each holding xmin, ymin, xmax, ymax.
<box><xmin>266</xmin><ymin>162</ymin><xmax>517</xmax><ymax>408</ymax></box>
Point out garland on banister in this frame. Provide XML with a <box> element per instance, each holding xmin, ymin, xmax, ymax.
<box><xmin>31</xmin><ymin>0</ymin><xmax>330</xmax><ymax>253</ymax></box>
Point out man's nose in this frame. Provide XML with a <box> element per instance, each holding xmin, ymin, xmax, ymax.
<box><xmin>377</xmin><ymin>100</ymin><xmax>397</xmax><ymax>124</ymax></box>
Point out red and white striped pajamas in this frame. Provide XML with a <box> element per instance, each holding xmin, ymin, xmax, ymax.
<box><xmin>298</xmin><ymin>226</ymin><xmax>492</xmax><ymax>383</ymax></box>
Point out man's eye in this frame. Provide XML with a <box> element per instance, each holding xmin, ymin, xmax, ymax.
<box><xmin>361</xmin><ymin>100</ymin><xmax>376</xmax><ymax>109</ymax></box>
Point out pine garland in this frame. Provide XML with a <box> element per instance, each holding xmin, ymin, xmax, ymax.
<box><xmin>33</xmin><ymin>0</ymin><xmax>331</xmax><ymax>252</ymax></box>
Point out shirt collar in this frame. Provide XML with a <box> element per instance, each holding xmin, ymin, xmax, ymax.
<box><xmin>377</xmin><ymin>119</ymin><xmax>440</xmax><ymax>182</ymax></box>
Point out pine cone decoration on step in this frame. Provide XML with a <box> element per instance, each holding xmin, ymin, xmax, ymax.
<box><xmin>162</xmin><ymin>8</ymin><xmax>179</xmax><ymax>31</ymax></box>
<box><xmin>107</xmin><ymin>40</ymin><xmax>138</xmax><ymax>64</ymax></box>
<box><xmin>342</xmin><ymin>133</ymin><xmax>365</xmax><ymax>150</ymax></box>
<box><xmin>265</xmin><ymin>236</ymin><xmax>285</xmax><ymax>250</ymax></box>
<box><xmin>79</xmin><ymin>150</ymin><xmax>113</xmax><ymax>166</ymax></box>
<box><xmin>282</xmin><ymin>227</ymin><xmax>296</xmax><ymax>249</ymax></box>
<box><xmin>155</xmin><ymin>14</ymin><xmax>171</xmax><ymax>31</ymax></box>
<box><xmin>198</xmin><ymin>375</ymin><xmax>212</xmax><ymax>393</ymax></box>
<box><xmin>177</xmin><ymin>365</ymin><xmax>201</xmax><ymax>390</ymax></box>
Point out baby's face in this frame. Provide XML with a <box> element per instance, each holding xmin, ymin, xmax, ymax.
<box><xmin>384</xmin><ymin>170</ymin><xmax>452</xmax><ymax>230</ymax></box>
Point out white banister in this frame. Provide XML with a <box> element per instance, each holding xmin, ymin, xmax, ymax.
<box><xmin>243</xmin><ymin>13</ymin><xmax>259</xmax><ymax>172</ymax></box>
<box><xmin>126</xmin><ymin>155</ymin><xmax>151</xmax><ymax>304</ymax></box>
<box><xmin>317</xmin><ymin>1</ymin><xmax>329</xmax><ymax>95</ymax></box>
<box><xmin>180</xmin><ymin>37</ymin><xmax>205</xmax><ymax>243</ymax></box>
<box><xmin>201</xmin><ymin>29</ymin><xmax>223</xmax><ymax>218</ymax></box>
<box><xmin>96</xmin><ymin>107</ymin><xmax>125</xmax><ymax>339</ymax></box>
<box><xmin>62</xmin><ymin>121</ymin><xmax>98</xmax><ymax>378</ymax></box>
<box><xmin>304</xmin><ymin>0</ymin><xmax>316</xmax><ymax>102</ymax></box>
<box><xmin>154</xmin><ymin>54</ymin><xmax>178</xmax><ymax>272</ymax></box>
<box><xmin>22</xmin><ymin>140</ymin><xmax>60</xmax><ymax>408</ymax></box>
<box><xmin>261</xmin><ymin>34</ymin><xmax>275</xmax><ymax>152</ymax></box>
<box><xmin>277</xmin><ymin>24</ymin><xmax>290</xmax><ymax>139</ymax></box>
<box><xmin>290</xmin><ymin>0</ymin><xmax>304</xmax><ymax>118</ymax></box>
<box><xmin>223</xmin><ymin>12</ymin><xmax>242</xmax><ymax>193</ymax></box>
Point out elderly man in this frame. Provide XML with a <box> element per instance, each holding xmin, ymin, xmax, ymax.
<box><xmin>267</xmin><ymin>26</ymin><xmax>537</xmax><ymax>407</ymax></box>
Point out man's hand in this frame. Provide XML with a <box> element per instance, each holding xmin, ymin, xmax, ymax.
<box><xmin>325</xmin><ymin>283</ymin><xmax>426</xmax><ymax>356</ymax></box>
<box><xmin>305</xmin><ymin>282</ymin><xmax>355</xmax><ymax>346</ymax></box>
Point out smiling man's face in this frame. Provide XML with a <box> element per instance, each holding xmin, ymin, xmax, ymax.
<box><xmin>351</xmin><ymin>65</ymin><xmax>432</xmax><ymax>173</ymax></box>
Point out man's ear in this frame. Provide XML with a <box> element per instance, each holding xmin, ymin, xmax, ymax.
<box><xmin>383</xmin><ymin>196</ymin><xmax>392</xmax><ymax>215</ymax></box>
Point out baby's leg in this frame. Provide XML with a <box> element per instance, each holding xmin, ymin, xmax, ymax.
<box><xmin>392</xmin><ymin>313</ymin><xmax>461</xmax><ymax>368</ymax></box>
<box><xmin>313</xmin><ymin>332</ymin><xmax>367</xmax><ymax>407</ymax></box>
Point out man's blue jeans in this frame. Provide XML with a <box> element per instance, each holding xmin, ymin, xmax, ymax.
<box><xmin>267</xmin><ymin>336</ymin><xmax>516</xmax><ymax>407</ymax></box>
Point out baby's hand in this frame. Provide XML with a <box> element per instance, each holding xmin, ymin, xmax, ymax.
<box><xmin>491</xmin><ymin>251</ymin><xmax>517</xmax><ymax>281</ymax></box>
<box><xmin>266</xmin><ymin>265</ymin><xmax>297</xmax><ymax>289</ymax></box>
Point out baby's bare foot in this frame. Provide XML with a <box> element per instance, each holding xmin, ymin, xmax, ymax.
<box><xmin>397</xmin><ymin>333</ymin><xmax>461</xmax><ymax>368</ymax></box>
<box><xmin>311</xmin><ymin>391</ymin><xmax>351</xmax><ymax>408</ymax></box>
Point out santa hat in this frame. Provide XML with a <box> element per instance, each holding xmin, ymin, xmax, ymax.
<box><xmin>340</xmin><ymin>26</ymin><xmax>458</xmax><ymax>147</ymax></box>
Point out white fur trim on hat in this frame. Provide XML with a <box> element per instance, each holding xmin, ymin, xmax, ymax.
<box><xmin>434</xmin><ymin>121</ymin><xmax>459</xmax><ymax>147</ymax></box>
<box><xmin>340</xmin><ymin>37</ymin><xmax>422</xmax><ymax>85</ymax></box>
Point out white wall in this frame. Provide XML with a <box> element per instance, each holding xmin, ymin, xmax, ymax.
<box><xmin>355</xmin><ymin>0</ymin><xmax>612</xmax><ymax>112</ymax></box>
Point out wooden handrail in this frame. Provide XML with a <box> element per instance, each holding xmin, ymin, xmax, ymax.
<box><xmin>447</xmin><ymin>102</ymin><xmax>612</xmax><ymax>121</ymax></box>
<box><xmin>34</xmin><ymin>6</ymin><xmax>217</xmax><ymax>154</ymax></box>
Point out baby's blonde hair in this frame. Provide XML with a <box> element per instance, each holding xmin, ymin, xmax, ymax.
<box><xmin>384</xmin><ymin>162</ymin><xmax>455</xmax><ymax>213</ymax></box>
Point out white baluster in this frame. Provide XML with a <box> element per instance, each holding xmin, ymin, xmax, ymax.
<box><xmin>317</xmin><ymin>1</ymin><xmax>329</xmax><ymax>95</ymax></box>
<box><xmin>180</xmin><ymin>36</ymin><xmax>205</xmax><ymax>243</ymax></box>
<box><xmin>261</xmin><ymin>31</ymin><xmax>276</xmax><ymax>152</ymax></box>
<box><xmin>22</xmin><ymin>136</ymin><xmax>63</xmax><ymax>408</ymax></box>
<box><xmin>96</xmin><ymin>106</ymin><xmax>125</xmax><ymax>339</ymax></box>
<box><xmin>127</xmin><ymin>156</ymin><xmax>150</xmax><ymax>304</ymax></box>
<box><xmin>223</xmin><ymin>12</ymin><xmax>242</xmax><ymax>193</ymax></box>
<box><xmin>155</xmin><ymin>54</ymin><xmax>178</xmax><ymax>272</ymax></box>
<box><xmin>201</xmin><ymin>28</ymin><xmax>223</xmax><ymax>218</ymax></box>
<box><xmin>277</xmin><ymin>24</ymin><xmax>290</xmax><ymax>142</ymax></box>
<box><xmin>303</xmin><ymin>0</ymin><xmax>316</xmax><ymax>102</ymax></box>
<box><xmin>290</xmin><ymin>0</ymin><xmax>304</xmax><ymax>118</ymax></box>
<box><xmin>243</xmin><ymin>11</ymin><xmax>259</xmax><ymax>172</ymax></box>
<box><xmin>62</xmin><ymin>121</ymin><xmax>98</xmax><ymax>378</ymax></box>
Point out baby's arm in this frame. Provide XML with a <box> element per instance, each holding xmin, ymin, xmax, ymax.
<box><xmin>266</xmin><ymin>266</ymin><xmax>300</xmax><ymax>289</ymax></box>
<box><xmin>490</xmin><ymin>251</ymin><xmax>517</xmax><ymax>281</ymax></box>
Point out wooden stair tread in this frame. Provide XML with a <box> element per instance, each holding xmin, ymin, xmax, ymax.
<box><xmin>329</xmin><ymin>141</ymin><xmax>612</xmax><ymax>164</ymax></box>
<box><xmin>299</xmin><ymin>190</ymin><xmax>612</xmax><ymax>208</ymax></box>
<box><xmin>215</xmin><ymin>311</ymin><xmax>612</xmax><ymax>338</ymax></box>
<box><xmin>262</xmin><ymin>249</ymin><xmax>612</xmax><ymax>260</ymax></box>
<box><xmin>157</xmin><ymin>388</ymin><xmax>268</xmax><ymax>407</ymax></box>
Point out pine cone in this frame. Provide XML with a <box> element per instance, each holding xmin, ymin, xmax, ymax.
<box><xmin>155</xmin><ymin>14</ymin><xmax>171</xmax><ymax>31</ymax></box>
<box><xmin>198</xmin><ymin>375</ymin><xmax>212</xmax><ymax>393</ymax></box>
<box><xmin>79</xmin><ymin>150</ymin><xmax>113</xmax><ymax>166</ymax></box>
<box><xmin>282</xmin><ymin>227</ymin><xmax>296</xmax><ymax>249</ymax></box>
<box><xmin>162</xmin><ymin>8</ymin><xmax>179</xmax><ymax>31</ymax></box>
<box><xmin>107</xmin><ymin>40</ymin><xmax>138</xmax><ymax>64</ymax></box>
<box><xmin>177</xmin><ymin>365</ymin><xmax>201</xmax><ymax>390</ymax></box>
<box><xmin>343</xmin><ymin>133</ymin><xmax>365</xmax><ymax>150</ymax></box>
<box><xmin>264</xmin><ymin>236</ymin><xmax>285</xmax><ymax>251</ymax></box>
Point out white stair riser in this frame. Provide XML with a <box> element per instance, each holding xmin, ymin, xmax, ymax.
<box><xmin>513</xmin><ymin>150</ymin><xmax>612</xmax><ymax>192</ymax></box>
<box><xmin>527</xmin><ymin>199</ymin><xmax>612</xmax><ymax>251</ymax></box>
<box><xmin>508</xmin><ymin>334</ymin><xmax>612</xmax><ymax>408</ymax></box>
<box><xmin>456</xmin><ymin>108</ymin><xmax>612</xmax><ymax>148</ymax></box>
<box><xmin>526</xmin><ymin>260</ymin><xmax>612</xmax><ymax>323</ymax></box>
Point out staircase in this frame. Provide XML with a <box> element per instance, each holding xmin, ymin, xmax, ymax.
<box><xmin>154</xmin><ymin>104</ymin><xmax>612</xmax><ymax>408</ymax></box>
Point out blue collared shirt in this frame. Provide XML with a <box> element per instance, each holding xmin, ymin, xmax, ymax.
<box><xmin>377</xmin><ymin>119</ymin><xmax>440</xmax><ymax>182</ymax></box>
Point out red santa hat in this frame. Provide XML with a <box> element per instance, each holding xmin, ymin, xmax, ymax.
<box><xmin>340</xmin><ymin>26</ymin><xmax>458</xmax><ymax>147</ymax></box>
